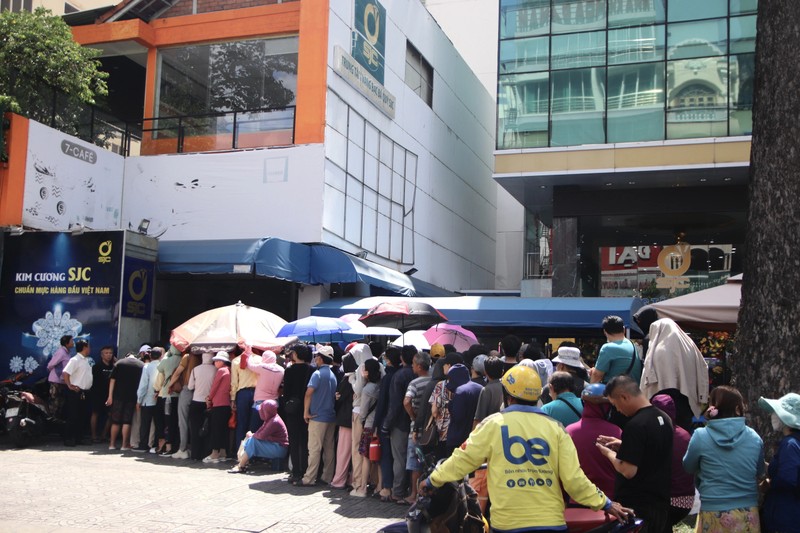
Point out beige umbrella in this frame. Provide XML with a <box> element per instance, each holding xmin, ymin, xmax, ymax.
<box><xmin>651</xmin><ymin>274</ymin><xmax>742</xmax><ymax>331</ymax></box>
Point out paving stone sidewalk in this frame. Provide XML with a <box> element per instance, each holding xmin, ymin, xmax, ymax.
<box><xmin>0</xmin><ymin>437</ymin><xmax>406</xmax><ymax>533</ymax></box>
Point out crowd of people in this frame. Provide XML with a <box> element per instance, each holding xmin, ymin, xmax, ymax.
<box><xmin>42</xmin><ymin>313</ymin><xmax>800</xmax><ymax>533</ymax></box>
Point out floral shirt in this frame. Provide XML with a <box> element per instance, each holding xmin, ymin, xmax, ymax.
<box><xmin>430</xmin><ymin>380</ymin><xmax>453</xmax><ymax>440</ymax></box>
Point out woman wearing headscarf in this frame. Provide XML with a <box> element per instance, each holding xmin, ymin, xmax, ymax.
<box><xmin>347</xmin><ymin>343</ymin><xmax>377</xmax><ymax>493</ymax></box>
<box><xmin>758</xmin><ymin>393</ymin><xmax>800</xmax><ymax>533</ymax></box>
<box><xmin>641</xmin><ymin>318</ymin><xmax>709</xmax><ymax>432</ymax></box>
<box><xmin>241</xmin><ymin>349</ymin><xmax>285</xmax><ymax>435</ymax></box>
<box><xmin>227</xmin><ymin>399</ymin><xmax>288</xmax><ymax>473</ymax></box>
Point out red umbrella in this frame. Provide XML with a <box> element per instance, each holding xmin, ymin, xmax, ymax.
<box><xmin>423</xmin><ymin>324</ymin><xmax>478</xmax><ymax>352</ymax></box>
<box><xmin>358</xmin><ymin>301</ymin><xmax>447</xmax><ymax>332</ymax></box>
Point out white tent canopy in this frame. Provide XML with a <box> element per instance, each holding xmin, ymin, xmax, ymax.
<box><xmin>651</xmin><ymin>274</ymin><xmax>742</xmax><ymax>331</ymax></box>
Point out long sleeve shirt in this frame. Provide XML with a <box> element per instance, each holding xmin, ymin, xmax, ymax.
<box><xmin>208</xmin><ymin>366</ymin><xmax>231</xmax><ymax>408</ymax></box>
<box><xmin>189</xmin><ymin>363</ymin><xmax>217</xmax><ymax>402</ymax></box>
<box><xmin>156</xmin><ymin>353</ymin><xmax>181</xmax><ymax>398</ymax></box>
<box><xmin>47</xmin><ymin>346</ymin><xmax>71</xmax><ymax>384</ymax></box>
<box><xmin>230</xmin><ymin>354</ymin><xmax>260</xmax><ymax>401</ymax></box>
<box><xmin>136</xmin><ymin>362</ymin><xmax>159</xmax><ymax>406</ymax></box>
<box><xmin>383</xmin><ymin>366</ymin><xmax>414</xmax><ymax>433</ymax></box>
<box><xmin>429</xmin><ymin>405</ymin><xmax>609</xmax><ymax>532</ymax></box>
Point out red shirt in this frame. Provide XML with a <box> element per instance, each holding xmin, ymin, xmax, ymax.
<box><xmin>208</xmin><ymin>366</ymin><xmax>231</xmax><ymax>408</ymax></box>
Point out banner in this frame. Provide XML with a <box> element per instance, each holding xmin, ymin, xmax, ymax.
<box><xmin>352</xmin><ymin>0</ymin><xmax>386</xmax><ymax>84</ymax></box>
<box><xmin>0</xmin><ymin>231</ymin><xmax>124</xmax><ymax>376</ymax></box>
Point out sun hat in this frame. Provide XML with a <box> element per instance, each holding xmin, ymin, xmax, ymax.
<box><xmin>501</xmin><ymin>365</ymin><xmax>542</xmax><ymax>402</ymax></box>
<box><xmin>212</xmin><ymin>351</ymin><xmax>230</xmax><ymax>363</ymax></box>
<box><xmin>758</xmin><ymin>393</ymin><xmax>800</xmax><ymax>430</ymax></box>
<box><xmin>315</xmin><ymin>345</ymin><xmax>334</xmax><ymax>364</ymax></box>
<box><xmin>551</xmin><ymin>346</ymin><xmax>586</xmax><ymax>369</ymax></box>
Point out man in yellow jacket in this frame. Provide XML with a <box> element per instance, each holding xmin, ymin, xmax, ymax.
<box><xmin>419</xmin><ymin>365</ymin><xmax>632</xmax><ymax>533</ymax></box>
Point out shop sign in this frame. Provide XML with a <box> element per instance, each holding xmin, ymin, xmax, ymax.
<box><xmin>121</xmin><ymin>256</ymin><xmax>155</xmax><ymax>319</ymax></box>
<box><xmin>0</xmin><ymin>231</ymin><xmax>123</xmax><ymax>375</ymax></box>
<box><xmin>655</xmin><ymin>242</ymin><xmax>691</xmax><ymax>292</ymax></box>
<box><xmin>334</xmin><ymin>46</ymin><xmax>396</xmax><ymax>118</ymax></box>
<box><xmin>352</xmin><ymin>0</ymin><xmax>386</xmax><ymax>84</ymax></box>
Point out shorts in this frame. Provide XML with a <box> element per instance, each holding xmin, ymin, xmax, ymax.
<box><xmin>110</xmin><ymin>399</ymin><xmax>137</xmax><ymax>425</ymax></box>
<box><xmin>406</xmin><ymin>434</ymin><xmax>423</xmax><ymax>471</ymax></box>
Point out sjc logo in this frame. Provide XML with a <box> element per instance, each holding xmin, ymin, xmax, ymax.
<box><xmin>502</xmin><ymin>426</ymin><xmax>550</xmax><ymax>466</ymax></box>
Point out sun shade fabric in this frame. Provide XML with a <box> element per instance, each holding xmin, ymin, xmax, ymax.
<box><xmin>157</xmin><ymin>239</ymin><xmax>452</xmax><ymax>297</ymax></box>
<box><xmin>312</xmin><ymin>296</ymin><xmax>645</xmax><ymax>332</ymax></box>
<box><xmin>651</xmin><ymin>276</ymin><xmax>741</xmax><ymax>331</ymax></box>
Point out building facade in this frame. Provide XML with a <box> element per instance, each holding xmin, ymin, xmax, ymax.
<box><xmin>0</xmin><ymin>0</ymin><xmax>495</xmax><ymax>344</ymax></box>
<box><xmin>494</xmin><ymin>0</ymin><xmax>754</xmax><ymax>298</ymax></box>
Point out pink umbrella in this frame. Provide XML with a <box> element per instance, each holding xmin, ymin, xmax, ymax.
<box><xmin>423</xmin><ymin>324</ymin><xmax>478</xmax><ymax>352</ymax></box>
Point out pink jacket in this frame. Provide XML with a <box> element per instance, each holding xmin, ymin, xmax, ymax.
<box><xmin>243</xmin><ymin>350</ymin><xmax>284</xmax><ymax>402</ymax></box>
<box><xmin>208</xmin><ymin>366</ymin><xmax>231</xmax><ymax>408</ymax></box>
<box><xmin>253</xmin><ymin>399</ymin><xmax>289</xmax><ymax>446</ymax></box>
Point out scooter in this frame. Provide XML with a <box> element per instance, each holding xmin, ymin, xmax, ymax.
<box><xmin>1</xmin><ymin>372</ymin><xmax>64</xmax><ymax>447</ymax></box>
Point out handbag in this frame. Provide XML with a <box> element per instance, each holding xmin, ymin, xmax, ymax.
<box><xmin>228</xmin><ymin>410</ymin><xmax>237</xmax><ymax>429</ymax></box>
<box><xmin>283</xmin><ymin>397</ymin><xmax>302</xmax><ymax>416</ymax></box>
<box><xmin>368</xmin><ymin>435</ymin><xmax>381</xmax><ymax>462</ymax></box>
<box><xmin>418</xmin><ymin>413</ymin><xmax>439</xmax><ymax>446</ymax></box>
<box><xmin>358</xmin><ymin>427</ymin><xmax>374</xmax><ymax>457</ymax></box>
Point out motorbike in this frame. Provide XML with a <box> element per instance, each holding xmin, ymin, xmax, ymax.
<box><xmin>1</xmin><ymin>371</ymin><xmax>64</xmax><ymax>447</ymax></box>
<box><xmin>377</xmin><ymin>448</ymin><xmax>643</xmax><ymax>533</ymax></box>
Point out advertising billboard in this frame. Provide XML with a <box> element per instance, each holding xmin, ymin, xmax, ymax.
<box><xmin>352</xmin><ymin>0</ymin><xmax>386</xmax><ymax>84</ymax></box>
<box><xmin>0</xmin><ymin>231</ymin><xmax>124</xmax><ymax>376</ymax></box>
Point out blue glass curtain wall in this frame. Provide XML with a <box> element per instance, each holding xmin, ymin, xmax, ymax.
<box><xmin>497</xmin><ymin>0</ymin><xmax>758</xmax><ymax>149</ymax></box>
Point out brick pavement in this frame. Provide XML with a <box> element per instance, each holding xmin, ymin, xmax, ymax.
<box><xmin>0</xmin><ymin>437</ymin><xmax>407</xmax><ymax>533</ymax></box>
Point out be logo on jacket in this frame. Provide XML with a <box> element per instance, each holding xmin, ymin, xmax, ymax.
<box><xmin>502</xmin><ymin>425</ymin><xmax>551</xmax><ymax>465</ymax></box>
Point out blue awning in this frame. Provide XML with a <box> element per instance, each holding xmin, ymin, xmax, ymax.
<box><xmin>158</xmin><ymin>239</ymin><xmax>264</xmax><ymax>274</ymax></box>
<box><xmin>311</xmin><ymin>296</ymin><xmax>644</xmax><ymax>332</ymax></box>
<box><xmin>157</xmin><ymin>238</ymin><xmax>451</xmax><ymax>297</ymax></box>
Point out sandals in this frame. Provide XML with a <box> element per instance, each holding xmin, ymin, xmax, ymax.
<box><xmin>227</xmin><ymin>465</ymin><xmax>247</xmax><ymax>474</ymax></box>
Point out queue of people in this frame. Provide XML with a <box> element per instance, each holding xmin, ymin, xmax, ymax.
<box><xmin>46</xmin><ymin>315</ymin><xmax>800</xmax><ymax>533</ymax></box>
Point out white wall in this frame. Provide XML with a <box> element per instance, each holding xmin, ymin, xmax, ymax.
<box><xmin>120</xmin><ymin>145</ymin><xmax>326</xmax><ymax>242</ymax></box>
<box><xmin>324</xmin><ymin>0</ymin><xmax>497</xmax><ymax>292</ymax></box>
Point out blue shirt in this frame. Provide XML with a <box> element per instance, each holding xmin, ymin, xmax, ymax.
<box><xmin>541</xmin><ymin>391</ymin><xmax>583</xmax><ymax>427</ymax></box>
<box><xmin>308</xmin><ymin>365</ymin><xmax>337</xmax><ymax>423</ymax></box>
<box><xmin>595</xmin><ymin>339</ymin><xmax>642</xmax><ymax>383</ymax></box>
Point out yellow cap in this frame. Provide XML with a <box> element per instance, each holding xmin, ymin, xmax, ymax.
<box><xmin>501</xmin><ymin>365</ymin><xmax>542</xmax><ymax>402</ymax></box>
<box><xmin>430</xmin><ymin>343</ymin><xmax>445</xmax><ymax>358</ymax></box>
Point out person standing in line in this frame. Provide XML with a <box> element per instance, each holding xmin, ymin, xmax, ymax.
<box><xmin>166</xmin><ymin>351</ymin><xmax>201</xmax><ymax>459</ymax></box>
<box><xmin>230</xmin><ymin>345</ymin><xmax>260</xmax><ymax>447</ymax></box>
<box><xmin>683</xmin><ymin>386</ymin><xmax>764</xmax><ymax>533</ymax></box>
<box><xmin>61</xmin><ymin>340</ymin><xmax>94</xmax><ymax>446</ymax></box>
<box><xmin>380</xmin><ymin>346</ymin><xmax>417</xmax><ymax>501</ymax></box>
<box><xmin>297</xmin><ymin>349</ymin><xmax>338</xmax><ymax>487</ymax></box>
<box><xmin>541</xmin><ymin>371</ymin><xmax>584</xmax><ymax>427</ymax></box>
<box><xmin>128</xmin><ymin>344</ymin><xmax>151</xmax><ymax>448</ymax></box>
<box><xmin>132</xmin><ymin>346</ymin><xmax>163</xmax><ymax>453</ymax></box>
<box><xmin>402</xmin><ymin>351</ymin><xmax>432</xmax><ymax>504</ymax></box>
<box><xmin>347</xmin><ymin>343</ymin><xmax>378</xmax><ymax>495</ymax></box>
<box><xmin>203</xmin><ymin>351</ymin><xmax>232</xmax><ymax>463</ymax></box>
<box><xmin>154</xmin><ymin>345</ymin><xmax>182</xmax><ymax>455</ymax></box>
<box><xmin>105</xmin><ymin>351</ymin><xmax>144</xmax><ymax>451</ymax></box>
<box><xmin>241</xmin><ymin>349</ymin><xmax>285</xmax><ymax>435</ymax></box>
<box><xmin>187</xmin><ymin>352</ymin><xmax>216</xmax><ymax>461</ymax></box>
<box><xmin>351</xmin><ymin>358</ymin><xmax>381</xmax><ymax>498</ymax></box>
<box><xmin>758</xmin><ymin>392</ymin><xmax>800</xmax><ymax>533</ymax></box>
<box><xmin>282</xmin><ymin>345</ymin><xmax>315</xmax><ymax>484</ymax></box>
<box><xmin>596</xmin><ymin>375</ymin><xmax>674</xmax><ymax>533</ymax></box>
<box><xmin>47</xmin><ymin>335</ymin><xmax>74</xmax><ymax>420</ymax></box>
<box><xmin>330</xmin><ymin>352</ymin><xmax>355</xmax><ymax>490</ymax></box>
<box><xmin>90</xmin><ymin>345</ymin><xmax>116</xmax><ymax>442</ymax></box>
<box><xmin>373</xmin><ymin>346</ymin><xmax>401</xmax><ymax>501</ymax></box>
<box><xmin>444</xmin><ymin>362</ymin><xmax>482</xmax><ymax>457</ymax></box>
<box><xmin>591</xmin><ymin>316</ymin><xmax>642</xmax><ymax>385</ymax></box>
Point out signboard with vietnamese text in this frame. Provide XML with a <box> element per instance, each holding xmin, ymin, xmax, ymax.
<box><xmin>334</xmin><ymin>46</ymin><xmax>396</xmax><ymax>118</ymax></box>
<box><xmin>0</xmin><ymin>231</ymin><xmax>123</xmax><ymax>375</ymax></box>
<box><xmin>352</xmin><ymin>0</ymin><xmax>386</xmax><ymax>84</ymax></box>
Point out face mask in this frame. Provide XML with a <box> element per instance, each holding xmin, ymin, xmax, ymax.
<box><xmin>771</xmin><ymin>413</ymin><xmax>785</xmax><ymax>432</ymax></box>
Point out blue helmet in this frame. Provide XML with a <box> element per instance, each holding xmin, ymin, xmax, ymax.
<box><xmin>581</xmin><ymin>383</ymin><xmax>608</xmax><ymax>403</ymax></box>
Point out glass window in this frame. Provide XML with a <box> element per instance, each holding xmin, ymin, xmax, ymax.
<box><xmin>608</xmin><ymin>0</ymin><xmax>665</xmax><ymax>27</ymax></box>
<box><xmin>667</xmin><ymin>0</ymin><xmax>726</xmax><ymax>22</ymax></box>
<box><xmin>666</xmin><ymin>57</ymin><xmax>728</xmax><ymax>139</ymax></box>
<box><xmin>607</xmin><ymin>63</ymin><xmax>665</xmax><ymax>142</ymax></box>
<box><xmin>551</xmin><ymin>0</ymin><xmax>607</xmax><ymax>34</ymax></box>
<box><xmin>499</xmin><ymin>36</ymin><xmax>549</xmax><ymax>73</ymax></box>
<box><xmin>730</xmin><ymin>15</ymin><xmax>756</xmax><ymax>54</ymax></box>
<box><xmin>729</xmin><ymin>54</ymin><xmax>754</xmax><ymax>135</ymax></box>
<box><xmin>497</xmin><ymin>72</ymin><xmax>550</xmax><ymax>149</ymax></box>
<box><xmin>552</xmin><ymin>31</ymin><xmax>606</xmax><ymax>69</ymax></box>
<box><xmin>405</xmin><ymin>42</ymin><xmax>434</xmax><ymax>106</ymax></box>
<box><xmin>608</xmin><ymin>25</ymin><xmax>665</xmax><ymax>64</ymax></box>
<box><xmin>730</xmin><ymin>0</ymin><xmax>758</xmax><ymax>15</ymax></box>
<box><xmin>667</xmin><ymin>19</ymin><xmax>727</xmax><ymax>59</ymax></box>
<box><xmin>500</xmin><ymin>0</ymin><xmax>550</xmax><ymax>39</ymax></box>
<box><xmin>157</xmin><ymin>37</ymin><xmax>298</xmax><ymax>118</ymax></box>
<box><xmin>550</xmin><ymin>67</ymin><xmax>606</xmax><ymax>146</ymax></box>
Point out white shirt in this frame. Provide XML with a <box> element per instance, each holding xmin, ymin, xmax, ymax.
<box><xmin>63</xmin><ymin>354</ymin><xmax>94</xmax><ymax>391</ymax></box>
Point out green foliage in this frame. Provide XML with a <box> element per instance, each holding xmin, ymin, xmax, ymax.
<box><xmin>0</xmin><ymin>7</ymin><xmax>108</xmax><ymax>117</ymax></box>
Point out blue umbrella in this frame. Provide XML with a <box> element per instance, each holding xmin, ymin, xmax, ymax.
<box><xmin>278</xmin><ymin>316</ymin><xmax>352</xmax><ymax>341</ymax></box>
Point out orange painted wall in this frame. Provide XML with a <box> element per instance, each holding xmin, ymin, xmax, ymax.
<box><xmin>0</xmin><ymin>114</ymin><xmax>29</xmax><ymax>226</ymax></box>
<box><xmin>72</xmin><ymin>1</ymin><xmax>326</xmax><ymax>147</ymax></box>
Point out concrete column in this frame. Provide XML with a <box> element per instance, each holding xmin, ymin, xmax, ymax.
<box><xmin>551</xmin><ymin>217</ymin><xmax>580</xmax><ymax>297</ymax></box>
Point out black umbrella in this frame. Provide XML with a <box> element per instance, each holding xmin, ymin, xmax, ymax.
<box><xmin>358</xmin><ymin>301</ymin><xmax>447</xmax><ymax>332</ymax></box>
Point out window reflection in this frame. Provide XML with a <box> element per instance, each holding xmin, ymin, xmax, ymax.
<box><xmin>608</xmin><ymin>0</ymin><xmax>665</xmax><ymax>27</ymax></box>
<box><xmin>667</xmin><ymin>20</ymin><xmax>727</xmax><ymax>59</ymax></box>
<box><xmin>666</xmin><ymin>57</ymin><xmax>728</xmax><ymax>139</ymax></box>
<box><xmin>552</xmin><ymin>31</ymin><xmax>606</xmax><ymax>69</ymax></box>
<box><xmin>500</xmin><ymin>0</ymin><xmax>551</xmax><ymax>39</ymax></box>
<box><xmin>608</xmin><ymin>24</ymin><xmax>664</xmax><ymax>64</ymax></box>
<box><xmin>607</xmin><ymin>63</ymin><xmax>664</xmax><ymax>142</ymax></box>
<box><xmin>551</xmin><ymin>0</ymin><xmax>606</xmax><ymax>33</ymax></box>
<box><xmin>500</xmin><ymin>36</ymin><xmax>550</xmax><ymax>73</ymax></box>
<box><xmin>730</xmin><ymin>54</ymin><xmax>754</xmax><ymax>135</ymax></box>
<box><xmin>667</xmin><ymin>0</ymin><xmax>726</xmax><ymax>22</ymax></box>
<box><xmin>550</xmin><ymin>67</ymin><xmax>606</xmax><ymax>146</ymax></box>
<box><xmin>498</xmin><ymin>72</ymin><xmax>550</xmax><ymax>148</ymax></box>
<box><xmin>730</xmin><ymin>16</ymin><xmax>756</xmax><ymax>54</ymax></box>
